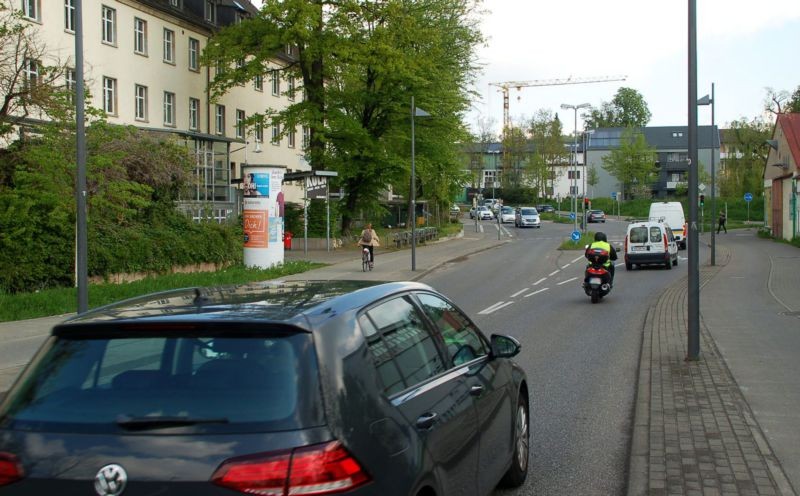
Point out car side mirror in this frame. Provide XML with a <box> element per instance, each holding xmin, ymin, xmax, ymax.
<box><xmin>490</xmin><ymin>334</ymin><xmax>521</xmax><ymax>359</ymax></box>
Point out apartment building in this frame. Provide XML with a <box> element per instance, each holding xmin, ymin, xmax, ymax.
<box><xmin>15</xmin><ymin>0</ymin><xmax>308</xmax><ymax>220</ymax></box>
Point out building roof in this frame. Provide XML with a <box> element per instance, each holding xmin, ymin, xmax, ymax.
<box><xmin>588</xmin><ymin>126</ymin><xmax>719</xmax><ymax>150</ymax></box>
<box><xmin>776</xmin><ymin>113</ymin><xmax>800</xmax><ymax>167</ymax></box>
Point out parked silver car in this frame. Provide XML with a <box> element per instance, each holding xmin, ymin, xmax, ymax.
<box><xmin>515</xmin><ymin>207</ymin><xmax>541</xmax><ymax>228</ymax></box>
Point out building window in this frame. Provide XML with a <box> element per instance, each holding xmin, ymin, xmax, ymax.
<box><xmin>236</xmin><ymin>109</ymin><xmax>245</xmax><ymax>139</ymax></box>
<box><xmin>188</xmin><ymin>38</ymin><xmax>199</xmax><ymax>71</ymax></box>
<box><xmin>285</xmin><ymin>44</ymin><xmax>292</xmax><ymax>57</ymax></box>
<box><xmin>163</xmin><ymin>29</ymin><xmax>175</xmax><ymax>63</ymax></box>
<box><xmin>567</xmin><ymin>170</ymin><xmax>581</xmax><ymax>180</ymax></box>
<box><xmin>189</xmin><ymin>98</ymin><xmax>199</xmax><ymax>130</ymax></box>
<box><xmin>215</xmin><ymin>104</ymin><xmax>225</xmax><ymax>135</ymax></box>
<box><xmin>204</xmin><ymin>0</ymin><xmax>216</xmax><ymax>23</ymax></box>
<box><xmin>271</xmin><ymin>124</ymin><xmax>280</xmax><ymax>145</ymax></box>
<box><xmin>134</xmin><ymin>18</ymin><xmax>147</xmax><ymax>55</ymax></box>
<box><xmin>271</xmin><ymin>71</ymin><xmax>279</xmax><ymax>96</ymax></box>
<box><xmin>134</xmin><ymin>84</ymin><xmax>147</xmax><ymax>120</ymax></box>
<box><xmin>255</xmin><ymin>123</ymin><xmax>263</xmax><ymax>143</ymax></box>
<box><xmin>101</xmin><ymin>6</ymin><xmax>116</xmax><ymax>45</ymax></box>
<box><xmin>102</xmin><ymin>77</ymin><xmax>117</xmax><ymax>114</ymax></box>
<box><xmin>23</xmin><ymin>59</ymin><xmax>38</xmax><ymax>88</ymax></box>
<box><xmin>169</xmin><ymin>0</ymin><xmax>180</xmax><ymax>6</ymax></box>
<box><xmin>254</xmin><ymin>74</ymin><xmax>263</xmax><ymax>91</ymax></box>
<box><xmin>23</xmin><ymin>0</ymin><xmax>39</xmax><ymax>21</ymax></box>
<box><xmin>302</xmin><ymin>126</ymin><xmax>310</xmax><ymax>149</ymax></box>
<box><xmin>288</xmin><ymin>129</ymin><xmax>296</xmax><ymax>148</ymax></box>
<box><xmin>163</xmin><ymin>91</ymin><xmax>175</xmax><ymax>126</ymax></box>
<box><xmin>64</xmin><ymin>0</ymin><xmax>75</xmax><ymax>31</ymax></box>
<box><xmin>65</xmin><ymin>68</ymin><xmax>75</xmax><ymax>103</ymax></box>
<box><xmin>287</xmin><ymin>76</ymin><xmax>295</xmax><ymax>101</ymax></box>
<box><xmin>569</xmin><ymin>186</ymin><xmax>579</xmax><ymax>195</ymax></box>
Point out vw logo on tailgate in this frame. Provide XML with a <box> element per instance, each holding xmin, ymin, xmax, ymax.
<box><xmin>94</xmin><ymin>464</ymin><xmax>128</xmax><ymax>496</ymax></box>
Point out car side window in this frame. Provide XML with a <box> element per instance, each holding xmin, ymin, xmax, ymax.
<box><xmin>665</xmin><ymin>227</ymin><xmax>675</xmax><ymax>243</ymax></box>
<box><xmin>362</xmin><ymin>296</ymin><xmax>446</xmax><ymax>395</ymax></box>
<box><xmin>416</xmin><ymin>293</ymin><xmax>487</xmax><ymax>368</ymax></box>
<box><xmin>650</xmin><ymin>226</ymin><xmax>663</xmax><ymax>243</ymax></box>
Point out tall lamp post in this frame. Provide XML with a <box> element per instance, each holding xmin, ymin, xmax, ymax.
<box><xmin>410</xmin><ymin>97</ymin><xmax>430</xmax><ymax>271</ymax></box>
<box><xmin>698</xmin><ymin>84</ymin><xmax>716</xmax><ymax>265</ymax></box>
<box><xmin>561</xmin><ymin>103</ymin><xmax>591</xmax><ymax>233</ymax></box>
<box><xmin>75</xmin><ymin>0</ymin><xmax>88</xmax><ymax>314</ymax></box>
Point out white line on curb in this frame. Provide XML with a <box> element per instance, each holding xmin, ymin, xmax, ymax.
<box><xmin>478</xmin><ymin>301</ymin><xmax>514</xmax><ymax>315</ymax></box>
<box><xmin>510</xmin><ymin>288</ymin><xmax>529</xmax><ymax>298</ymax></box>
<box><xmin>557</xmin><ymin>277</ymin><xmax>578</xmax><ymax>285</ymax></box>
<box><xmin>524</xmin><ymin>288</ymin><xmax>549</xmax><ymax>298</ymax></box>
<box><xmin>548</xmin><ymin>270</ymin><xmax>559</xmax><ymax>276</ymax></box>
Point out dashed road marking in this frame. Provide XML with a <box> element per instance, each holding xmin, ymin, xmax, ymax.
<box><xmin>557</xmin><ymin>277</ymin><xmax>578</xmax><ymax>285</ymax></box>
<box><xmin>571</xmin><ymin>256</ymin><xmax>584</xmax><ymax>263</ymax></box>
<box><xmin>533</xmin><ymin>277</ymin><xmax>546</xmax><ymax>286</ymax></box>
<box><xmin>524</xmin><ymin>288</ymin><xmax>549</xmax><ymax>298</ymax></box>
<box><xmin>616</xmin><ymin>263</ymin><xmax>625</xmax><ymax>267</ymax></box>
<box><xmin>548</xmin><ymin>270</ymin><xmax>560</xmax><ymax>276</ymax></box>
<box><xmin>478</xmin><ymin>301</ymin><xmax>514</xmax><ymax>315</ymax></box>
<box><xmin>510</xmin><ymin>288</ymin><xmax>529</xmax><ymax>298</ymax></box>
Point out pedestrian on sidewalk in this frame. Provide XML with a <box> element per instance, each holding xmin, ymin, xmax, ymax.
<box><xmin>357</xmin><ymin>223</ymin><xmax>380</xmax><ymax>265</ymax></box>
<box><xmin>717</xmin><ymin>211</ymin><xmax>727</xmax><ymax>234</ymax></box>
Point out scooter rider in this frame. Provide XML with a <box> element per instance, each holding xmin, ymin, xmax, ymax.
<box><xmin>586</xmin><ymin>232</ymin><xmax>618</xmax><ymax>285</ymax></box>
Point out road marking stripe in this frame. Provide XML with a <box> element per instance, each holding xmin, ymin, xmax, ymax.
<box><xmin>548</xmin><ymin>270</ymin><xmax>559</xmax><ymax>276</ymax></box>
<box><xmin>616</xmin><ymin>262</ymin><xmax>625</xmax><ymax>267</ymax></box>
<box><xmin>510</xmin><ymin>288</ymin><xmax>529</xmax><ymax>298</ymax></box>
<box><xmin>533</xmin><ymin>277</ymin><xmax>546</xmax><ymax>286</ymax></box>
<box><xmin>478</xmin><ymin>301</ymin><xmax>506</xmax><ymax>314</ymax></box>
<box><xmin>557</xmin><ymin>277</ymin><xmax>578</xmax><ymax>285</ymax></box>
<box><xmin>524</xmin><ymin>288</ymin><xmax>549</xmax><ymax>298</ymax></box>
<box><xmin>478</xmin><ymin>301</ymin><xmax>514</xmax><ymax>315</ymax></box>
<box><xmin>571</xmin><ymin>256</ymin><xmax>583</xmax><ymax>263</ymax></box>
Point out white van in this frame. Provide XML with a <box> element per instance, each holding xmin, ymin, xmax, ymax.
<box><xmin>648</xmin><ymin>202</ymin><xmax>687</xmax><ymax>249</ymax></box>
<box><xmin>624</xmin><ymin>220</ymin><xmax>679</xmax><ymax>270</ymax></box>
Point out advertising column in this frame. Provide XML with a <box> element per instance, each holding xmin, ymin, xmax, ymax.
<box><xmin>242</xmin><ymin>165</ymin><xmax>286</xmax><ymax>268</ymax></box>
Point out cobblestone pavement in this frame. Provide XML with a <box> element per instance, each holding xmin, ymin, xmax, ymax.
<box><xmin>628</xmin><ymin>245</ymin><xmax>796</xmax><ymax>496</ymax></box>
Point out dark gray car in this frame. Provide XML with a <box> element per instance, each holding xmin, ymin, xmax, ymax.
<box><xmin>0</xmin><ymin>280</ymin><xmax>528</xmax><ymax>496</ymax></box>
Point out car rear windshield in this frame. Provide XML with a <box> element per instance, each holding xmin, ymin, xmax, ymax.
<box><xmin>0</xmin><ymin>327</ymin><xmax>323</xmax><ymax>434</ymax></box>
<box><xmin>520</xmin><ymin>208</ymin><xmax>537</xmax><ymax>215</ymax></box>
<box><xmin>629</xmin><ymin>226</ymin><xmax>648</xmax><ymax>243</ymax></box>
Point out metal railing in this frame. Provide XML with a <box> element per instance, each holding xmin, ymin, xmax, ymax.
<box><xmin>391</xmin><ymin>227</ymin><xmax>438</xmax><ymax>248</ymax></box>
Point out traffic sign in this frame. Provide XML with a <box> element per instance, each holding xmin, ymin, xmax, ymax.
<box><xmin>698</xmin><ymin>184</ymin><xmax>706</xmax><ymax>192</ymax></box>
<box><xmin>569</xmin><ymin>212</ymin><xmax>576</xmax><ymax>220</ymax></box>
<box><xmin>744</xmin><ymin>192</ymin><xmax>753</xmax><ymax>203</ymax></box>
<box><xmin>571</xmin><ymin>230</ymin><xmax>581</xmax><ymax>242</ymax></box>
<box><xmin>611</xmin><ymin>192</ymin><xmax>617</xmax><ymax>200</ymax></box>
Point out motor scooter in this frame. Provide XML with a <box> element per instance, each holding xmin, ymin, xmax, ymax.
<box><xmin>583</xmin><ymin>247</ymin><xmax>612</xmax><ymax>304</ymax></box>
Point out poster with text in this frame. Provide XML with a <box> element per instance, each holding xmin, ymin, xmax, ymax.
<box><xmin>243</xmin><ymin>210</ymin><xmax>268</xmax><ymax>248</ymax></box>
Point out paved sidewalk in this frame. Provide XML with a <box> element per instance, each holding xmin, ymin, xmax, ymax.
<box><xmin>628</xmin><ymin>236</ymin><xmax>798</xmax><ymax>496</ymax></box>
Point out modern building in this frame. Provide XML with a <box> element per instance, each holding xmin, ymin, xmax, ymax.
<box><xmin>585</xmin><ymin>126</ymin><xmax>719</xmax><ymax>200</ymax></box>
<box><xmin>12</xmin><ymin>0</ymin><xmax>308</xmax><ymax>221</ymax></box>
<box><xmin>764</xmin><ymin>113</ymin><xmax>799</xmax><ymax>241</ymax></box>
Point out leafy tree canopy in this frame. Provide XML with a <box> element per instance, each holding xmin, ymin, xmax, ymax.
<box><xmin>601</xmin><ymin>128</ymin><xmax>657</xmax><ymax>199</ymax></box>
<box><xmin>585</xmin><ymin>87</ymin><xmax>652</xmax><ymax>129</ymax></box>
<box><xmin>718</xmin><ymin>117</ymin><xmax>770</xmax><ymax>197</ymax></box>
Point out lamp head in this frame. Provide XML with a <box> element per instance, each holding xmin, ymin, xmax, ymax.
<box><xmin>697</xmin><ymin>95</ymin><xmax>712</xmax><ymax>106</ymax></box>
<box><xmin>765</xmin><ymin>139</ymin><xmax>779</xmax><ymax>150</ymax></box>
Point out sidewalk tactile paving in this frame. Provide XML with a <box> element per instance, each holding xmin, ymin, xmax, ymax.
<box><xmin>629</xmin><ymin>246</ymin><xmax>796</xmax><ymax>496</ymax></box>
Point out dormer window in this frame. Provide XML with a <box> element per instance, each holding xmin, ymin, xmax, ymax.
<box><xmin>205</xmin><ymin>0</ymin><xmax>216</xmax><ymax>23</ymax></box>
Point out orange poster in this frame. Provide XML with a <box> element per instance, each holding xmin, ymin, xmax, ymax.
<box><xmin>243</xmin><ymin>210</ymin><xmax>268</xmax><ymax>248</ymax></box>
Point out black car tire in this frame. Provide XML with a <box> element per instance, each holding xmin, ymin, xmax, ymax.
<box><xmin>665</xmin><ymin>258</ymin><xmax>672</xmax><ymax>270</ymax></box>
<box><xmin>672</xmin><ymin>257</ymin><xmax>678</xmax><ymax>266</ymax></box>
<box><xmin>625</xmin><ymin>261</ymin><xmax>633</xmax><ymax>270</ymax></box>
<box><xmin>499</xmin><ymin>390</ymin><xmax>529</xmax><ymax>488</ymax></box>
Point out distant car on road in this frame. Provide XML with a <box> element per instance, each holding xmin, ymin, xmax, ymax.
<box><xmin>587</xmin><ymin>210</ymin><xmax>606</xmax><ymax>223</ymax></box>
<box><xmin>0</xmin><ymin>280</ymin><xmax>530</xmax><ymax>496</ymax></box>
<box><xmin>499</xmin><ymin>206</ymin><xmax>515</xmax><ymax>223</ymax></box>
<box><xmin>536</xmin><ymin>204</ymin><xmax>555</xmax><ymax>213</ymax></box>
<box><xmin>515</xmin><ymin>207</ymin><xmax>541</xmax><ymax>228</ymax></box>
<box><xmin>477</xmin><ymin>205</ymin><xmax>495</xmax><ymax>220</ymax></box>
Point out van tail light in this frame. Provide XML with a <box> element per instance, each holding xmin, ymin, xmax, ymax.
<box><xmin>663</xmin><ymin>235</ymin><xmax>668</xmax><ymax>254</ymax></box>
<box><xmin>624</xmin><ymin>235</ymin><xmax>628</xmax><ymax>253</ymax></box>
<box><xmin>211</xmin><ymin>441</ymin><xmax>370</xmax><ymax>496</ymax></box>
<box><xmin>0</xmin><ymin>453</ymin><xmax>24</xmax><ymax>487</ymax></box>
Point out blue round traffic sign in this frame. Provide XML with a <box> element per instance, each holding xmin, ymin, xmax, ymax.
<box><xmin>744</xmin><ymin>192</ymin><xmax>753</xmax><ymax>202</ymax></box>
<box><xmin>569</xmin><ymin>212</ymin><xmax>576</xmax><ymax>220</ymax></box>
<box><xmin>571</xmin><ymin>230</ymin><xmax>581</xmax><ymax>242</ymax></box>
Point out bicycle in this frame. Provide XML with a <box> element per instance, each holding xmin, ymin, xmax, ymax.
<box><xmin>361</xmin><ymin>246</ymin><xmax>373</xmax><ymax>271</ymax></box>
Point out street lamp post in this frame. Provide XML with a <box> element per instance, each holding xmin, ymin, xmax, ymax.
<box><xmin>698</xmin><ymin>84</ymin><xmax>716</xmax><ymax>265</ymax></box>
<box><xmin>561</xmin><ymin>103</ymin><xmax>591</xmax><ymax>233</ymax></box>
<box><xmin>410</xmin><ymin>97</ymin><xmax>430</xmax><ymax>271</ymax></box>
<box><xmin>75</xmin><ymin>0</ymin><xmax>88</xmax><ymax>314</ymax></box>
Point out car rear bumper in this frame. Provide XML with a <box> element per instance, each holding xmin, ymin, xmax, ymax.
<box><xmin>626</xmin><ymin>252</ymin><xmax>671</xmax><ymax>264</ymax></box>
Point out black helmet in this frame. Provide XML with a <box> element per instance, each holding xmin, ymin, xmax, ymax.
<box><xmin>594</xmin><ymin>232</ymin><xmax>607</xmax><ymax>242</ymax></box>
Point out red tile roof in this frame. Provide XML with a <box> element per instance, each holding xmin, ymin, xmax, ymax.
<box><xmin>777</xmin><ymin>113</ymin><xmax>800</xmax><ymax>169</ymax></box>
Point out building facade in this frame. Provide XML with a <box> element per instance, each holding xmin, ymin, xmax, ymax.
<box><xmin>764</xmin><ymin>113</ymin><xmax>799</xmax><ymax>241</ymax></box>
<box><xmin>14</xmin><ymin>0</ymin><xmax>308</xmax><ymax>220</ymax></box>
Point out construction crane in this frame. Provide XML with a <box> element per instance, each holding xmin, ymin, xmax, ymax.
<box><xmin>489</xmin><ymin>75</ymin><xmax>627</xmax><ymax>132</ymax></box>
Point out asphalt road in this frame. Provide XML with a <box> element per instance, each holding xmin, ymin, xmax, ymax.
<box><xmin>423</xmin><ymin>217</ymin><xmax>688</xmax><ymax>496</ymax></box>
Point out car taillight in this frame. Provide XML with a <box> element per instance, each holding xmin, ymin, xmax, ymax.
<box><xmin>0</xmin><ymin>453</ymin><xmax>23</xmax><ymax>487</ymax></box>
<box><xmin>663</xmin><ymin>235</ymin><xmax>668</xmax><ymax>253</ymax></box>
<box><xmin>211</xmin><ymin>441</ymin><xmax>370</xmax><ymax>496</ymax></box>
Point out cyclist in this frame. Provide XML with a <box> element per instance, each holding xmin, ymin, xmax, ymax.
<box><xmin>358</xmin><ymin>223</ymin><xmax>380</xmax><ymax>267</ymax></box>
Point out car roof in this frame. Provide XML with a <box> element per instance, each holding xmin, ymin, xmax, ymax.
<box><xmin>57</xmin><ymin>280</ymin><xmax>435</xmax><ymax>332</ymax></box>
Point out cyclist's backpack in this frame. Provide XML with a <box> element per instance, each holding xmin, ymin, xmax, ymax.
<box><xmin>361</xmin><ymin>229</ymin><xmax>373</xmax><ymax>244</ymax></box>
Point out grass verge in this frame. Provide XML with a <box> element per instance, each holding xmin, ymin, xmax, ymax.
<box><xmin>558</xmin><ymin>231</ymin><xmax>595</xmax><ymax>250</ymax></box>
<box><xmin>0</xmin><ymin>261</ymin><xmax>324</xmax><ymax>322</ymax></box>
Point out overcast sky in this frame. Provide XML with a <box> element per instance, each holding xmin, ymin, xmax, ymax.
<box><xmin>470</xmin><ymin>0</ymin><xmax>800</xmax><ymax>136</ymax></box>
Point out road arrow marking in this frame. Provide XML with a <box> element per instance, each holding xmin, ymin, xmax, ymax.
<box><xmin>524</xmin><ymin>288</ymin><xmax>549</xmax><ymax>298</ymax></box>
<box><xmin>557</xmin><ymin>277</ymin><xmax>578</xmax><ymax>285</ymax></box>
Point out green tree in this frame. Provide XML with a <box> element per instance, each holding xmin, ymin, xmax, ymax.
<box><xmin>500</xmin><ymin>124</ymin><xmax>529</xmax><ymax>189</ymax></box>
<box><xmin>585</xmin><ymin>87</ymin><xmax>652</xmax><ymax>129</ymax></box>
<box><xmin>788</xmin><ymin>85</ymin><xmax>800</xmax><ymax>113</ymax></box>
<box><xmin>601</xmin><ymin>128</ymin><xmax>657</xmax><ymax>199</ymax></box>
<box><xmin>718</xmin><ymin>117</ymin><xmax>770</xmax><ymax>197</ymax></box>
<box><xmin>204</xmin><ymin>0</ymin><xmax>483</xmax><ymax>233</ymax></box>
<box><xmin>586</xmin><ymin>165</ymin><xmax>599</xmax><ymax>197</ymax></box>
<box><xmin>526</xmin><ymin>110</ymin><xmax>566</xmax><ymax>198</ymax></box>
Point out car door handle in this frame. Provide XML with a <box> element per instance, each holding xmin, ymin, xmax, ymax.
<box><xmin>416</xmin><ymin>412</ymin><xmax>438</xmax><ymax>430</ymax></box>
<box><xmin>469</xmin><ymin>385</ymin><xmax>485</xmax><ymax>396</ymax></box>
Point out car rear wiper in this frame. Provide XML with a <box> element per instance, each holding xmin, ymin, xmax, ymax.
<box><xmin>116</xmin><ymin>415</ymin><xmax>229</xmax><ymax>430</ymax></box>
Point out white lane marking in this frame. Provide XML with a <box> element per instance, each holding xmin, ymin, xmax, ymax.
<box><xmin>510</xmin><ymin>288</ymin><xmax>529</xmax><ymax>298</ymax></box>
<box><xmin>616</xmin><ymin>263</ymin><xmax>625</xmax><ymax>267</ymax></box>
<box><xmin>478</xmin><ymin>301</ymin><xmax>514</xmax><ymax>315</ymax></box>
<box><xmin>557</xmin><ymin>277</ymin><xmax>578</xmax><ymax>286</ymax></box>
<box><xmin>479</xmin><ymin>224</ymin><xmax>484</xmax><ymax>233</ymax></box>
<box><xmin>571</xmin><ymin>256</ymin><xmax>584</xmax><ymax>263</ymax></box>
<box><xmin>524</xmin><ymin>288</ymin><xmax>549</xmax><ymax>298</ymax></box>
<box><xmin>548</xmin><ymin>270</ymin><xmax>559</xmax><ymax>276</ymax></box>
<box><xmin>533</xmin><ymin>277</ymin><xmax>547</xmax><ymax>286</ymax></box>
